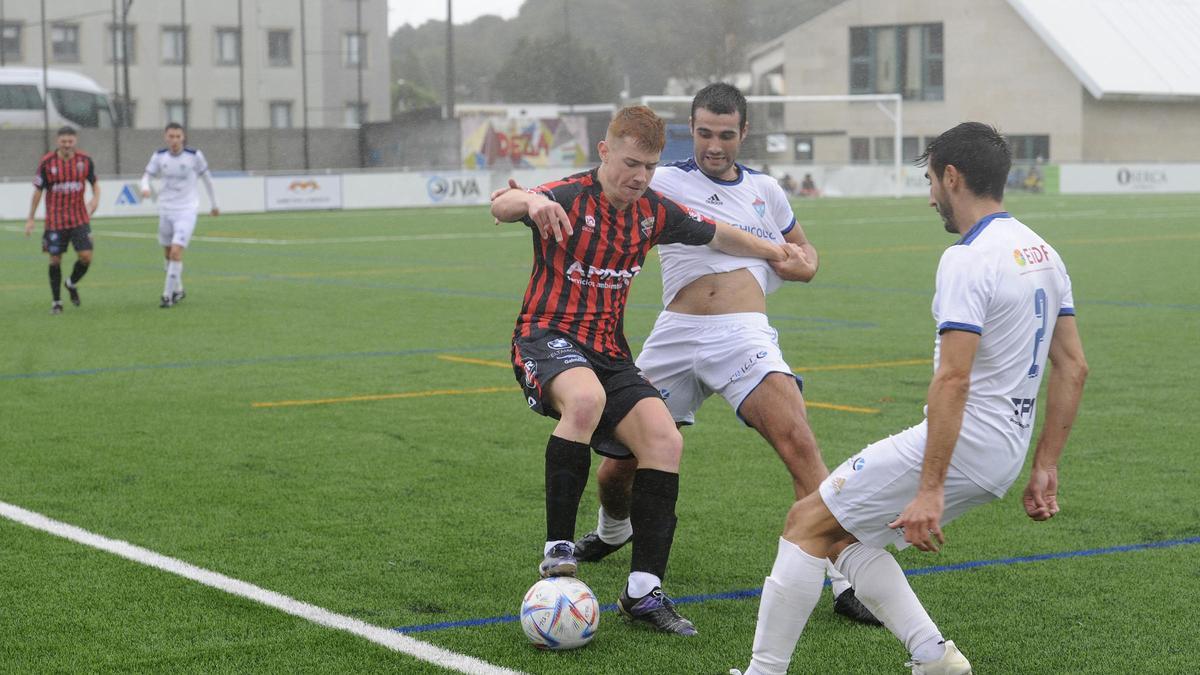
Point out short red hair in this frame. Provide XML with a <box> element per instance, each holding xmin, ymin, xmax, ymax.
<box><xmin>606</xmin><ymin>105</ymin><xmax>665</xmax><ymax>154</ymax></box>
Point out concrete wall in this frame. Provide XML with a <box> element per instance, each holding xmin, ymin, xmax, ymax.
<box><xmin>1081</xmin><ymin>98</ymin><xmax>1200</xmax><ymax>162</ymax></box>
<box><xmin>774</xmin><ymin>0</ymin><xmax>1084</xmax><ymax>162</ymax></box>
<box><xmin>0</xmin><ymin>128</ymin><xmax>361</xmax><ymax>178</ymax></box>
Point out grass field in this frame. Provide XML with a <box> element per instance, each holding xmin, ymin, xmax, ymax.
<box><xmin>2</xmin><ymin>193</ymin><xmax>1198</xmax><ymax>674</ymax></box>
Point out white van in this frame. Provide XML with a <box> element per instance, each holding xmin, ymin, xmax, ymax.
<box><xmin>0</xmin><ymin>67</ymin><xmax>117</xmax><ymax>129</ymax></box>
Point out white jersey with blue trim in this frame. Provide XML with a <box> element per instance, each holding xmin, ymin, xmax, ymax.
<box><xmin>650</xmin><ymin>160</ymin><xmax>796</xmax><ymax>307</ymax></box>
<box><xmin>143</xmin><ymin>147</ymin><xmax>210</xmax><ymax>211</ymax></box>
<box><xmin>931</xmin><ymin>211</ymin><xmax>1075</xmax><ymax>495</ymax></box>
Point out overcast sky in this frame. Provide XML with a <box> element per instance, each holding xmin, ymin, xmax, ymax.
<box><xmin>388</xmin><ymin>0</ymin><xmax>525</xmax><ymax>31</ymax></box>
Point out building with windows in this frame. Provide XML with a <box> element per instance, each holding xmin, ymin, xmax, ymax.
<box><xmin>0</xmin><ymin>0</ymin><xmax>387</xmax><ymax>129</ymax></box>
<box><xmin>747</xmin><ymin>0</ymin><xmax>1200</xmax><ymax>164</ymax></box>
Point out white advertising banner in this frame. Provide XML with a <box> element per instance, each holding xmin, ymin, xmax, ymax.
<box><xmin>265</xmin><ymin>175</ymin><xmax>343</xmax><ymax>210</ymax></box>
<box><xmin>343</xmin><ymin>171</ymin><xmax>492</xmax><ymax>209</ymax></box>
<box><xmin>1059</xmin><ymin>163</ymin><xmax>1200</xmax><ymax>194</ymax></box>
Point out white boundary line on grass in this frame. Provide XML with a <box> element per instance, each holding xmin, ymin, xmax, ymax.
<box><xmin>0</xmin><ymin>224</ymin><xmax>529</xmax><ymax>245</ymax></box>
<box><xmin>0</xmin><ymin>500</ymin><xmax>524</xmax><ymax>675</ymax></box>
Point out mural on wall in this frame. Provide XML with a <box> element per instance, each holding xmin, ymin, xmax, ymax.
<box><xmin>462</xmin><ymin>116</ymin><xmax>589</xmax><ymax>169</ymax></box>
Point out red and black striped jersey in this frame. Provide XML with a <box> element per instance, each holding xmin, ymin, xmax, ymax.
<box><xmin>33</xmin><ymin>150</ymin><xmax>96</xmax><ymax>231</ymax></box>
<box><xmin>514</xmin><ymin>168</ymin><xmax>717</xmax><ymax>359</ymax></box>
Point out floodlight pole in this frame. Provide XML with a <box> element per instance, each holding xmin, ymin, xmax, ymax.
<box><xmin>641</xmin><ymin>93</ymin><xmax>905</xmax><ymax>198</ymax></box>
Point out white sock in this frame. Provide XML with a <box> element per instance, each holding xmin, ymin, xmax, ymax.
<box><xmin>826</xmin><ymin>559</ymin><xmax>852</xmax><ymax>597</ymax></box>
<box><xmin>164</xmin><ymin>261</ymin><xmax>182</xmax><ymax>297</ymax></box>
<box><xmin>542</xmin><ymin>539</ymin><xmax>572</xmax><ymax>556</ymax></box>
<box><xmin>743</xmin><ymin>538</ymin><xmax>826</xmax><ymax>675</ymax></box>
<box><xmin>626</xmin><ymin>571</ymin><xmax>661</xmax><ymax>598</ymax></box>
<box><xmin>596</xmin><ymin>506</ymin><xmax>632</xmax><ymax>544</ymax></box>
<box><xmin>834</xmin><ymin>542</ymin><xmax>943</xmax><ymax>661</ymax></box>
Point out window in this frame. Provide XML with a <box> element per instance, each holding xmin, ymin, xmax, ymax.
<box><xmin>1</xmin><ymin>22</ymin><xmax>21</xmax><ymax>62</ymax></box>
<box><xmin>270</xmin><ymin>101</ymin><xmax>292</xmax><ymax>128</ymax></box>
<box><xmin>874</xmin><ymin>137</ymin><xmax>895</xmax><ymax>163</ymax></box>
<box><xmin>267</xmin><ymin>30</ymin><xmax>291</xmax><ymax>67</ymax></box>
<box><xmin>850</xmin><ymin>137</ymin><xmax>870</xmax><ymax>164</ymax></box>
<box><xmin>106</xmin><ymin>25</ymin><xmax>136</xmax><ymax>64</ymax></box>
<box><xmin>51</xmin><ymin>24</ymin><xmax>80</xmax><ymax>63</ymax></box>
<box><xmin>849</xmin><ymin>23</ymin><xmax>942</xmax><ymax>100</ymax></box>
<box><xmin>794</xmin><ymin>137</ymin><xmax>814</xmax><ymax>162</ymax></box>
<box><xmin>0</xmin><ymin>84</ymin><xmax>42</xmax><ymax>109</ymax></box>
<box><xmin>215</xmin><ymin>100</ymin><xmax>241</xmax><ymax>129</ymax></box>
<box><xmin>164</xmin><ymin>99</ymin><xmax>188</xmax><ymax>125</ymax></box>
<box><xmin>1007</xmin><ymin>135</ymin><xmax>1050</xmax><ymax>162</ymax></box>
<box><xmin>215</xmin><ymin>28</ymin><xmax>240</xmax><ymax>66</ymax></box>
<box><xmin>343</xmin><ymin>32</ymin><xmax>366</xmax><ymax>67</ymax></box>
<box><xmin>162</xmin><ymin>26</ymin><xmax>187</xmax><ymax>65</ymax></box>
<box><xmin>902</xmin><ymin>136</ymin><xmax>920</xmax><ymax>162</ymax></box>
<box><xmin>344</xmin><ymin>102</ymin><xmax>366</xmax><ymax>127</ymax></box>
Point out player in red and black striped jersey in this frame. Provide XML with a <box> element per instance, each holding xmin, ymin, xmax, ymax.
<box><xmin>492</xmin><ymin>105</ymin><xmax>805</xmax><ymax>635</ymax></box>
<box><xmin>24</xmin><ymin>126</ymin><xmax>100</xmax><ymax>314</ymax></box>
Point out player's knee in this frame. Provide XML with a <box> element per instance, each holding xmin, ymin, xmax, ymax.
<box><xmin>782</xmin><ymin>493</ymin><xmax>825</xmax><ymax>538</ymax></box>
<box><xmin>559</xmin><ymin>388</ymin><xmax>606</xmax><ymax>427</ymax></box>
<box><xmin>641</xmin><ymin>425</ymin><xmax>683</xmax><ymax>467</ymax></box>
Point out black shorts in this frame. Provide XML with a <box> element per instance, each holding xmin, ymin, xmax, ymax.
<box><xmin>512</xmin><ymin>328</ymin><xmax>661</xmax><ymax>456</ymax></box>
<box><xmin>42</xmin><ymin>225</ymin><xmax>93</xmax><ymax>256</ymax></box>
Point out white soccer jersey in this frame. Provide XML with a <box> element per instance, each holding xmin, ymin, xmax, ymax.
<box><xmin>142</xmin><ymin>147</ymin><xmax>212</xmax><ymax>211</ymax></box>
<box><xmin>650</xmin><ymin>160</ymin><xmax>796</xmax><ymax>306</ymax></box>
<box><xmin>931</xmin><ymin>212</ymin><xmax>1075</xmax><ymax>495</ymax></box>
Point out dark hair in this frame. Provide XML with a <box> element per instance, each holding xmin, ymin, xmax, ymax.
<box><xmin>916</xmin><ymin>122</ymin><xmax>1011</xmax><ymax>200</ymax></box>
<box><xmin>56</xmin><ymin>125</ymin><xmax>77</xmax><ymax>136</ymax></box>
<box><xmin>691</xmin><ymin>82</ymin><xmax>748</xmax><ymax>130</ymax></box>
<box><xmin>164</xmin><ymin>122</ymin><xmax>185</xmax><ymax>132</ymax></box>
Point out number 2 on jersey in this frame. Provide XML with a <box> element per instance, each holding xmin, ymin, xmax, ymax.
<box><xmin>1027</xmin><ymin>287</ymin><xmax>1047</xmax><ymax>378</ymax></box>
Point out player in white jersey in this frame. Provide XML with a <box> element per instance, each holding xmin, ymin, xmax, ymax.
<box><xmin>558</xmin><ymin>83</ymin><xmax>879</xmax><ymax>625</ymax></box>
<box><xmin>140</xmin><ymin>123</ymin><xmax>219</xmax><ymax>308</ymax></box>
<box><xmin>732</xmin><ymin>123</ymin><xmax>1089</xmax><ymax>675</ymax></box>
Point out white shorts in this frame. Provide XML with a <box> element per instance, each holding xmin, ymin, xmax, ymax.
<box><xmin>818</xmin><ymin>422</ymin><xmax>997</xmax><ymax>550</ymax></box>
<box><xmin>158</xmin><ymin>209</ymin><xmax>198</xmax><ymax>248</ymax></box>
<box><xmin>635</xmin><ymin>311</ymin><xmax>797</xmax><ymax>425</ymax></box>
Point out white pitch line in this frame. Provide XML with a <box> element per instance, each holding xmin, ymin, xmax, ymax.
<box><xmin>0</xmin><ymin>500</ymin><xmax>524</xmax><ymax>675</ymax></box>
<box><xmin>0</xmin><ymin>224</ymin><xmax>528</xmax><ymax>245</ymax></box>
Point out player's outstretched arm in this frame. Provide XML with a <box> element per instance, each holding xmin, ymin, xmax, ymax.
<box><xmin>1024</xmin><ymin>316</ymin><xmax>1088</xmax><ymax>521</ymax></box>
<box><xmin>709</xmin><ymin>221</ymin><xmax>786</xmax><ymax>262</ymax></box>
<box><xmin>491</xmin><ymin>188</ymin><xmax>573</xmax><ymax>242</ymax></box>
<box><xmin>891</xmin><ymin>329</ymin><xmax>979</xmax><ymax>552</ymax></box>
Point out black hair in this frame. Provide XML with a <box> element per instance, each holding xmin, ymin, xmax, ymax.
<box><xmin>691</xmin><ymin>82</ymin><xmax>748</xmax><ymax>130</ymax></box>
<box><xmin>916</xmin><ymin>122</ymin><xmax>1011</xmax><ymax>201</ymax></box>
<box><xmin>164</xmin><ymin>122</ymin><xmax>185</xmax><ymax>132</ymax></box>
<box><xmin>56</xmin><ymin>125</ymin><xmax>77</xmax><ymax>136</ymax></box>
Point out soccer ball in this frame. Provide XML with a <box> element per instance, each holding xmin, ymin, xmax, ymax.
<box><xmin>519</xmin><ymin>576</ymin><xmax>600</xmax><ymax>650</ymax></box>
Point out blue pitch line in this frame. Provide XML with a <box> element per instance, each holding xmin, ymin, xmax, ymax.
<box><xmin>0</xmin><ymin>346</ymin><xmax>505</xmax><ymax>381</ymax></box>
<box><xmin>392</xmin><ymin>536</ymin><xmax>1200</xmax><ymax>634</ymax></box>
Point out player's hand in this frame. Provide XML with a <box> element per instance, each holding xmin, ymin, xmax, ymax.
<box><xmin>529</xmin><ymin>196</ymin><xmax>573</xmax><ymax>243</ymax></box>
<box><xmin>24</xmin><ymin>218</ymin><xmax>35</xmax><ymax>236</ymax></box>
<box><xmin>86</xmin><ymin>198</ymin><xmax>99</xmax><ymax>216</ymax></box>
<box><xmin>491</xmin><ymin>178</ymin><xmax>524</xmax><ymax>225</ymax></box>
<box><xmin>1023</xmin><ymin>465</ymin><xmax>1059</xmax><ymax>521</ymax></box>
<box><xmin>211</xmin><ymin>207</ymin><xmax>221</xmax><ymax>217</ymax></box>
<box><xmin>769</xmin><ymin>243</ymin><xmax>816</xmax><ymax>281</ymax></box>
<box><xmin>889</xmin><ymin>489</ymin><xmax>945</xmax><ymax>552</ymax></box>
<box><xmin>140</xmin><ymin>189</ymin><xmax>151</xmax><ymax>198</ymax></box>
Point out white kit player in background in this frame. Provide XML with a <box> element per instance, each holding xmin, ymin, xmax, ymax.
<box><xmin>140</xmin><ymin>122</ymin><xmax>219</xmax><ymax>308</ymax></box>
<box><xmin>733</xmin><ymin>122</ymin><xmax>1089</xmax><ymax>675</ymax></box>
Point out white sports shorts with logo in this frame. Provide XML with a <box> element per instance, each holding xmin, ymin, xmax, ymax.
<box><xmin>635</xmin><ymin>311</ymin><xmax>796</xmax><ymax>425</ymax></box>
<box><xmin>818</xmin><ymin>421</ymin><xmax>997</xmax><ymax>550</ymax></box>
<box><xmin>158</xmin><ymin>209</ymin><xmax>198</xmax><ymax>248</ymax></box>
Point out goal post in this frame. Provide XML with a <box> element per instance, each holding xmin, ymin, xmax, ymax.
<box><xmin>640</xmin><ymin>94</ymin><xmax>905</xmax><ymax>198</ymax></box>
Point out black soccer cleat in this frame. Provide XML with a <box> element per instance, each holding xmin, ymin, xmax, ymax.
<box><xmin>618</xmin><ymin>587</ymin><xmax>697</xmax><ymax>636</ymax></box>
<box><xmin>833</xmin><ymin>588</ymin><xmax>883</xmax><ymax>626</ymax></box>
<box><xmin>573</xmin><ymin>531</ymin><xmax>631</xmax><ymax>562</ymax></box>
<box><xmin>538</xmin><ymin>542</ymin><xmax>578</xmax><ymax>578</ymax></box>
<box><xmin>65</xmin><ymin>282</ymin><xmax>80</xmax><ymax>306</ymax></box>
<box><xmin>159</xmin><ymin>295</ymin><xmax>174</xmax><ymax>309</ymax></box>
<box><xmin>50</xmin><ymin>302</ymin><xmax>64</xmax><ymax>315</ymax></box>
<box><xmin>172</xmin><ymin>289</ymin><xmax>186</xmax><ymax>304</ymax></box>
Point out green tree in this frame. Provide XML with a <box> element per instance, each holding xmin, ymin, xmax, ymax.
<box><xmin>492</xmin><ymin>37</ymin><xmax>619</xmax><ymax>104</ymax></box>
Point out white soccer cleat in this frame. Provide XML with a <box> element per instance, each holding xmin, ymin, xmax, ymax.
<box><xmin>908</xmin><ymin>640</ymin><xmax>972</xmax><ymax>674</ymax></box>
